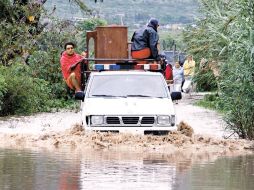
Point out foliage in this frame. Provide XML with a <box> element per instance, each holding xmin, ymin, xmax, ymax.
<box><xmin>184</xmin><ymin>0</ymin><xmax>254</xmax><ymax>139</ymax></box>
<box><xmin>0</xmin><ymin>1</ymin><xmax>93</xmax><ymax>116</ymax></box>
<box><xmin>0</xmin><ymin>0</ymin><xmax>93</xmax><ymax>65</ymax></box>
<box><xmin>28</xmin><ymin>50</ymin><xmax>66</xmax><ymax>98</ymax></box>
<box><xmin>76</xmin><ymin>17</ymin><xmax>107</xmax><ymax>52</ymax></box>
<box><xmin>77</xmin><ymin>17</ymin><xmax>107</xmax><ymax>31</ymax></box>
<box><xmin>160</xmin><ymin>30</ymin><xmax>186</xmax><ymax>52</ymax></box>
<box><xmin>220</xmin><ymin>57</ymin><xmax>254</xmax><ymax>139</ymax></box>
<box><xmin>0</xmin><ymin>74</ymin><xmax>7</xmax><ymax>111</ymax></box>
<box><xmin>195</xmin><ymin>93</ymin><xmax>224</xmax><ymax>112</ymax></box>
<box><xmin>193</xmin><ymin>68</ymin><xmax>217</xmax><ymax>91</ymax></box>
<box><xmin>27</xmin><ymin>17</ymin><xmax>83</xmax><ymax>99</ymax></box>
<box><xmin>0</xmin><ymin>64</ymin><xmax>51</xmax><ymax>116</ymax></box>
<box><xmin>0</xmin><ymin>62</ymin><xmax>81</xmax><ymax>116</ymax></box>
<box><xmin>0</xmin><ymin>20</ymin><xmax>33</xmax><ymax>65</ymax></box>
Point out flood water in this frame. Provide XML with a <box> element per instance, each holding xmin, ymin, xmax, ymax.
<box><xmin>0</xmin><ymin>148</ymin><xmax>253</xmax><ymax>190</ymax></box>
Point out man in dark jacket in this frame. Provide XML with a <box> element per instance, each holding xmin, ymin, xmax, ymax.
<box><xmin>131</xmin><ymin>18</ymin><xmax>160</xmax><ymax>62</ymax></box>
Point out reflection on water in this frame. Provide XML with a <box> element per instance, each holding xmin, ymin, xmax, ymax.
<box><xmin>80</xmin><ymin>157</ymin><xmax>176</xmax><ymax>189</ymax></box>
<box><xmin>177</xmin><ymin>155</ymin><xmax>254</xmax><ymax>190</ymax></box>
<box><xmin>0</xmin><ymin>148</ymin><xmax>253</xmax><ymax>190</ymax></box>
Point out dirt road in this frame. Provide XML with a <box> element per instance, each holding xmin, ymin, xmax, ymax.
<box><xmin>175</xmin><ymin>93</ymin><xmax>230</xmax><ymax>138</ymax></box>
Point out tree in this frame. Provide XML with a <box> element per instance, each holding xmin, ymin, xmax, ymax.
<box><xmin>0</xmin><ymin>0</ymin><xmax>93</xmax><ymax>65</ymax></box>
<box><xmin>183</xmin><ymin>0</ymin><xmax>254</xmax><ymax>139</ymax></box>
<box><xmin>0</xmin><ymin>0</ymin><xmax>101</xmax><ymax>115</ymax></box>
<box><xmin>76</xmin><ymin>18</ymin><xmax>107</xmax><ymax>53</ymax></box>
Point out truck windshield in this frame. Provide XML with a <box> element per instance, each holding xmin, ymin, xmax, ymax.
<box><xmin>88</xmin><ymin>74</ymin><xmax>168</xmax><ymax>98</ymax></box>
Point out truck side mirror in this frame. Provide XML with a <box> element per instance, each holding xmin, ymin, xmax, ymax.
<box><xmin>75</xmin><ymin>91</ymin><xmax>85</xmax><ymax>101</ymax></box>
<box><xmin>171</xmin><ymin>92</ymin><xmax>182</xmax><ymax>101</ymax></box>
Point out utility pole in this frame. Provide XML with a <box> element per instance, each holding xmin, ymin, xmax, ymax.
<box><xmin>116</xmin><ymin>13</ymin><xmax>124</xmax><ymax>25</ymax></box>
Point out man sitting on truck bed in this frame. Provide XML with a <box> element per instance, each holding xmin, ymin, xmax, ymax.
<box><xmin>131</xmin><ymin>18</ymin><xmax>160</xmax><ymax>63</ymax></box>
<box><xmin>60</xmin><ymin>42</ymin><xmax>86</xmax><ymax>92</ymax></box>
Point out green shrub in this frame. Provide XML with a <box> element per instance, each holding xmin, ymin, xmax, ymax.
<box><xmin>0</xmin><ymin>73</ymin><xmax>7</xmax><ymax>111</ymax></box>
<box><xmin>28</xmin><ymin>50</ymin><xmax>67</xmax><ymax>99</ymax></box>
<box><xmin>193</xmin><ymin>69</ymin><xmax>218</xmax><ymax>92</ymax></box>
<box><xmin>220</xmin><ymin>59</ymin><xmax>254</xmax><ymax>139</ymax></box>
<box><xmin>182</xmin><ymin>0</ymin><xmax>254</xmax><ymax>139</ymax></box>
<box><xmin>0</xmin><ymin>64</ymin><xmax>51</xmax><ymax>116</ymax></box>
<box><xmin>195</xmin><ymin>93</ymin><xmax>225</xmax><ymax>111</ymax></box>
<box><xmin>76</xmin><ymin>18</ymin><xmax>107</xmax><ymax>52</ymax></box>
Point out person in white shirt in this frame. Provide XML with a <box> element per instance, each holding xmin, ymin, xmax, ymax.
<box><xmin>173</xmin><ymin>61</ymin><xmax>184</xmax><ymax>92</ymax></box>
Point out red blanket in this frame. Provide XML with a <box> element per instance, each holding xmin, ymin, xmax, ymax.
<box><xmin>60</xmin><ymin>51</ymin><xmax>83</xmax><ymax>81</ymax></box>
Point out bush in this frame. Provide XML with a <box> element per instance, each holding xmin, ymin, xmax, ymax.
<box><xmin>28</xmin><ymin>50</ymin><xmax>67</xmax><ymax>99</ymax></box>
<box><xmin>220</xmin><ymin>59</ymin><xmax>254</xmax><ymax>139</ymax></box>
<box><xmin>193</xmin><ymin>69</ymin><xmax>218</xmax><ymax>92</ymax></box>
<box><xmin>182</xmin><ymin>0</ymin><xmax>254</xmax><ymax>139</ymax></box>
<box><xmin>76</xmin><ymin>18</ymin><xmax>107</xmax><ymax>52</ymax></box>
<box><xmin>0</xmin><ymin>65</ymin><xmax>51</xmax><ymax>116</ymax></box>
<box><xmin>0</xmin><ymin>74</ymin><xmax>7</xmax><ymax>111</ymax></box>
<box><xmin>195</xmin><ymin>93</ymin><xmax>225</xmax><ymax>112</ymax></box>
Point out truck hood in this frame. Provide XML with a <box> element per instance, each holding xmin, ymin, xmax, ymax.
<box><xmin>83</xmin><ymin>98</ymin><xmax>175</xmax><ymax>115</ymax></box>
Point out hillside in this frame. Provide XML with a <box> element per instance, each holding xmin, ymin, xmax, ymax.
<box><xmin>44</xmin><ymin>0</ymin><xmax>199</xmax><ymax>27</ymax></box>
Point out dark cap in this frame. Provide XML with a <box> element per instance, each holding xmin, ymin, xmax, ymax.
<box><xmin>148</xmin><ymin>18</ymin><xmax>159</xmax><ymax>28</ymax></box>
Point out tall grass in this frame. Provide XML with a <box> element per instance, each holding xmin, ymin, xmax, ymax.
<box><xmin>183</xmin><ymin>0</ymin><xmax>254</xmax><ymax>139</ymax></box>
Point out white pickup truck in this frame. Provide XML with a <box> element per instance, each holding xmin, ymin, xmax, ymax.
<box><xmin>76</xmin><ymin>70</ymin><xmax>181</xmax><ymax>135</ymax></box>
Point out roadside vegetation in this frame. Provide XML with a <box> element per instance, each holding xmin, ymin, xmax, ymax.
<box><xmin>183</xmin><ymin>0</ymin><xmax>254</xmax><ymax>139</ymax></box>
<box><xmin>194</xmin><ymin>93</ymin><xmax>224</xmax><ymax>112</ymax></box>
<box><xmin>0</xmin><ymin>0</ymin><xmax>105</xmax><ymax>116</ymax></box>
<box><xmin>0</xmin><ymin>0</ymin><xmax>179</xmax><ymax>117</ymax></box>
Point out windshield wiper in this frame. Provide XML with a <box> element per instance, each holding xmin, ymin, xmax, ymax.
<box><xmin>125</xmin><ymin>95</ymin><xmax>164</xmax><ymax>98</ymax></box>
<box><xmin>126</xmin><ymin>95</ymin><xmax>153</xmax><ymax>97</ymax></box>
<box><xmin>91</xmin><ymin>95</ymin><xmax>124</xmax><ymax>97</ymax></box>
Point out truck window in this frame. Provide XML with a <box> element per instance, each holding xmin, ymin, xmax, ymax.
<box><xmin>88</xmin><ymin>75</ymin><xmax>168</xmax><ymax>98</ymax></box>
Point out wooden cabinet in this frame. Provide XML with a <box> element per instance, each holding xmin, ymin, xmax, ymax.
<box><xmin>86</xmin><ymin>26</ymin><xmax>128</xmax><ymax>64</ymax></box>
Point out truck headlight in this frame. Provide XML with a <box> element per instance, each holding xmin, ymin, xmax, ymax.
<box><xmin>91</xmin><ymin>116</ymin><xmax>104</xmax><ymax>125</ymax></box>
<box><xmin>157</xmin><ymin>116</ymin><xmax>170</xmax><ymax>125</ymax></box>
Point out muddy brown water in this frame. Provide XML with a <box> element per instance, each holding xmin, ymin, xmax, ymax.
<box><xmin>0</xmin><ymin>148</ymin><xmax>254</xmax><ymax>190</ymax></box>
<box><xmin>0</xmin><ymin>93</ymin><xmax>254</xmax><ymax>189</ymax></box>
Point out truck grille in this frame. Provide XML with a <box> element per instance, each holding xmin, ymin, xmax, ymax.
<box><xmin>122</xmin><ymin>117</ymin><xmax>139</xmax><ymax>124</ymax></box>
<box><xmin>106</xmin><ymin>117</ymin><xmax>120</xmax><ymax>124</ymax></box>
<box><xmin>104</xmin><ymin>116</ymin><xmax>155</xmax><ymax>125</ymax></box>
<box><xmin>141</xmin><ymin>117</ymin><xmax>155</xmax><ymax>124</ymax></box>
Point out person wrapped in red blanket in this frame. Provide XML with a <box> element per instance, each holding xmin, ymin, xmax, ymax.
<box><xmin>60</xmin><ymin>42</ymin><xmax>86</xmax><ymax>92</ymax></box>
